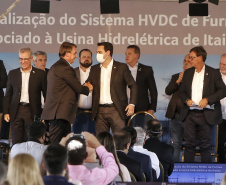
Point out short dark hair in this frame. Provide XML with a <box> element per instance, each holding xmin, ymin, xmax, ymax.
<box><xmin>27</xmin><ymin>121</ymin><xmax>46</xmax><ymax>140</ymax></box>
<box><xmin>66</xmin><ymin>136</ymin><xmax>87</xmax><ymax>165</ymax></box>
<box><xmin>145</xmin><ymin>119</ymin><xmax>162</xmax><ymax>139</ymax></box>
<box><xmin>43</xmin><ymin>143</ymin><xmax>68</xmax><ymax>175</ymax></box>
<box><xmin>127</xmin><ymin>45</ymin><xmax>140</xmax><ymax>59</ymax></box>
<box><xmin>59</xmin><ymin>41</ymin><xmax>77</xmax><ymax>57</ymax></box>
<box><xmin>97</xmin><ymin>42</ymin><xmax>113</xmax><ymax>57</ymax></box>
<box><xmin>113</xmin><ymin>130</ymin><xmax>131</xmax><ymax>150</ymax></box>
<box><xmin>79</xmin><ymin>49</ymin><xmax>92</xmax><ymax>58</ymax></box>
<box><xmin>190</xmin><ymin>46</ymin><xmax>207</xmax><ymax>62</ymax></box>
<box><xmin>122</xmin><ymin>126</ymin><xmax>137</xmax><ymax>147</ymax></box>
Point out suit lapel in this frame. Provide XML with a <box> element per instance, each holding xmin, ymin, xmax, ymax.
<box><xmin>203</xmin><ymin>65</ymin><xmax>209</xmax><ymax>98</ymax></box>
<box><xmin>17</xmin><ymin>68</ymin><xmax>22</xmax><ymax>92</ymax></box>
<box><xmin>29</xmin><ymin>67</ymin><xmax>35</xmax><ymax>94</ymax></box>
<box><xmin>187</xmin><ymin>68</ymin><xmax>195</xmax><ymax>97</ymax></box>
<box><xmin>110</xmin><ymin>61</ymin><xmax>117</xmax><ymax>86</ymax></box>
<box><xmin>136</xmin><ymin>63</ymin><xmax>142</xmax><ymax>82</ymax></box>
<box><xmin>75</xmin><ymin>68</ymin><xmax>80</xmax><ymax>82</ymax></box>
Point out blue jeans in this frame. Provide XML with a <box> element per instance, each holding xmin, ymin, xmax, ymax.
<box><xmin>170</xmin><ymin>116</ymin><xmax>184</xmax><ymax>162</ymax></box>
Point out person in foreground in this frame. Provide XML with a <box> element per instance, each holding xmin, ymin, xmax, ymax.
<box><xmin>6</xmin><ymin>153</ymin><xmax>44</xmax><ymax>185</ymax></box>
<box><xmin>42</xmin><ymin>143</ymin><xmax>81</xmax><ymax>185</ymax></box>
<box><xmin>66</xmin><ymin>131</ymin><xmax>119</xmax><ymax>185</ymax></box>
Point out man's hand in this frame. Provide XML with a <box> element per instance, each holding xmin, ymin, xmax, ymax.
<box><xmin>199</xmin><ymin>98</ymin><xmax>208</xmax><ymax>108</ymax></box>
<box><xmin>147</xmin><ymin>109</ymin><xmax>154</xmax><ymax>115</ymax></box>
<box><xmin>125</xmin><ymin>104</ymin><xmax>135</xmax><ymax>116</ymax></box>
<box><xmin>59</xmin><ymin>132</ymin><xmax>74</xmax><ymax>146</ymax></box>
<box><xmin>4</xmin><ymin>114</ymin><xmax>10</xmax><ymax>122</ymax></box>
<box><xmin>176</xmin><ymin>71</ymin><xmax>184</xmax><ymax>84</ymax></box>
<box><xmin>84</xmin><ymin>82</ymin><xmax>93</xmax><ymax>92</ymax></box>
<box><xmin>186</xmin><ymin>99</ymin><xmax>195</xmax><ymax>107</ymax></box>
<box><xmin>82</xmin><ymin>131</ymin><xmax>101</xmax><ymax>149</ymax></box>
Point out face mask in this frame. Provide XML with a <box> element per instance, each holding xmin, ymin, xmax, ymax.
<box><xmin>96</xmin><ymin>53</ymin><xmax>107</xmax><ymax>63</ymax></box>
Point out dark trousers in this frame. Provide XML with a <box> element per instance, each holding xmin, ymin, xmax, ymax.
<box><xmin>95</xmin><ymin>106</ymin><xmax>125</xmax><ymax>135</ymax></box>
<box><xmin>11</xmin><ymin>105</ymin><xmax>33</xmax><ymax>145</ymax></box>
<box><xmin>183</xmin><ymin>110</ymin><xmax>212</xmax><ymax>162</ymax></box>
<box><xmin>218</xmin><ymin>119</ymin><xmax>226</xmax><ymax>163</ymax></box>
<box><xmin>49</xmin><ymin>119</ymin><xmax>71</xmax><ymax>143</ymax></box>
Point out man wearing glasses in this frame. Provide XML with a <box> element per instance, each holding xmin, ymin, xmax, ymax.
<box><xmin>179</xmin><ymin>46</ymin><xmax>226</xmax><ymax>162</ymax></box>
<box><xmin>3</xmin><ymin>47</ymin><xmax>47</xmax><ymax>145</ymax></box>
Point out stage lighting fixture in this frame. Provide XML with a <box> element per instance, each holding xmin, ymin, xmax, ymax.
<box><xmin>30</xmin><ymin>0</ymin><xmax>50</xmax><ymax>13</ymax></box>
<box><xmin>179</xmin><ymin>0</ymin><xmax>219</xmax><ymax>16</ymax></box>
<box><xmin>100</xmin><ymin>0</ymin><xmax>120</xmax><ymax>14</ymax></box>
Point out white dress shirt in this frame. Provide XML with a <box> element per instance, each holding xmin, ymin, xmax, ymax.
<box><xmin>191</xmin><ymin>65</ymin><xmax>205</xmax><ymax>109</ymax></box>
<box><xmin>99</xmin><ymin>59</ymin><xmax>113</xmax><ymax>104</ymax></box>
<box><xmin>133</xmin><ymin>145</ymin><xmax>160</xmax><ymax>179</ymax></box>
<box><xmin>220</xmin><ymin>74</ymin><xmax>226</xmax><ymax>119</ymax></box>
<box><xmin>20</xmin><ymin>68</ymin><xmax>32</xmax><ymax>103</ymax></box>
<box><xmin>78</xmin><ymin>66</ymin><xmax>92</xmax><ymax>109</ymax></box>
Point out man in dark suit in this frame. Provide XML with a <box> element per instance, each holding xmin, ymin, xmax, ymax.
<box><xmin>33</xmin><ymin>50</ymin><xmax>49</xmax><ymax>109</ymax></box>
<box><xmin>42</xmin><ymin>42</ymin><xmax>92</xmax><ymax>143</ymax></box>
<box><xmin>87</xmin><ymin>42</ymin><xmax>137</xmax><ymax>135</ymax></box>
<box><xmin>165</xmin><ymin>54</ymin><xmax>193</xmax><ymax>162</ymax></box>
<box><xmin>123</xmin><ymin>126</ymin><xmax>153</xmax><ymax>182</ymax></box>
<box><xmin>144</xmin><ymin>119</ymin><xmax>174</xmax><ymax>182</ymax></box>
<box><xmin>3</xmin><ymin>48</ymin><xmax>47</xmax><ymax>145</ymax></box>
<box><xmin>179</xmin><ymin>46</ymin><xmax>226</xmax><ymax>162</ymax></box>
<box><xmin>125</xmin><ymin>45</ymin><xmax>157</xmax><ymax>114</ymax></box>
<box><xmin>0</xmin><ymin>60</ymin><xmax>7</xmax><ymax>129</ymax></box>
<box><xmin>218</xmin><ymin>54</ymin><xmax>226</xmax><ymax>163</ymax></box>
<box><xmin>114</xmin><ymin>130</ymin><xmax>145</xmax><ymax>182</ymax></box>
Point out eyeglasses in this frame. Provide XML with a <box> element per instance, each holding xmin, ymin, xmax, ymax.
<box><xmin>189</xmin><ymin>56</ymin><xmax>197</xmax><ymax>60</ymax></box>
<box><xmin>19</xmin><ymin>58</ymin><xmax>31</xmax><ymax>62</ymax></box>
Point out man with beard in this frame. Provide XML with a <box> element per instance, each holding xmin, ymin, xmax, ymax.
<box><xmin>75</xmin><ymin>49</ymin><xmax>93</xmax><ymax>113</ymax></box>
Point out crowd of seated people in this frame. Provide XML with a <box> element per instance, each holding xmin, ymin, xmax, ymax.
<box><xmin>0</xmin><ymin>119</ymin><xmax>177</xmax><ymax>185</ymax></box>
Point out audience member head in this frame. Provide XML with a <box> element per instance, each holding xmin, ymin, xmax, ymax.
<box><xmin>66</xmin><ymin>135</ymin><xmax>87</xmax><ymax>165</ymax></box>
<box><xmin>145</xmin><ymin>119</ymin><xmax>163</xmax><ymax>139</ymax></box>
<box><xmin>113</xmin><ymin>130</ymin><xmax>131</xmax><ymax>153</ymax></box>
<box><xmin>220</xmin><ymin>54</ymin><xmax>226</xmax><ymax>75</ymax></box>
<box><xmin>42</xmin><ymin>143</ymin><xmax>68</xmax><ymax>176</ymax></box>
<box><xmin>189</xmin><ymin>46</ymin><xmax>207</xmax><ymax>62</ymax></box>
<box><xmin>7</xmin><ymin>154</ymin><xmax>44</xmax><ymax>185</ymax></box>
<box><xmin>0</xmin><ymin>161</ymin><xmax>7</xmax><ymax>185</ymax></box>
<box><xmin>27</xmin><ymin>121</ymin><xmax>47</xmax><ymax>144</ymax></box>
<box><xmin>33</xmin><ymin>51</ymin><xmax>47</xmax><ymax>70</ymax></box>
<box><xmin>134</xmin><ymin>127</ymin><xmax>146</xmax><ymax>146</ymax></box>
<box><xmin>122</xmin><ymin>126</ymin><xmax>137</xmax><ymax>148</ymax></box>
<box><xmin>97</xmin><ymin>132</ymin><xmax>123</xmax><ymax>181</ymax></box>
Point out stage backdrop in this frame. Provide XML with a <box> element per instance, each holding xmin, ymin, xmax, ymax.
<box><xmin>0</xmin><ymin>0</ymin><xmax>225</xmax><ymax>120</ymax></box>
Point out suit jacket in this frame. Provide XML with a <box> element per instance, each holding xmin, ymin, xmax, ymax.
<box><xmin>127</xmin><ymin>147</ymin><xmax>153</xmax><ymax>182</ymax></box>
<box><xmin>165</xmin><ymin>73</ymin><xmax>183</xmax><ymax>119</ymax></box>
<box><xmin>179</xmin><ymin>65</ymin><xmax>226</xmax><ymax>125</ymax></box>
<box><xmin>42</xmin><ymin>58</ymin><xmax>89</xmax><ymax>123</ymax></box>
<box><xmin>87</xmin><ymin>60</ymin><xmax>137</xmax><ymax>120</ymax></box>
<box><xmin>135</xmin><ymin>63</ymin><xmax>158</xmax><ymax>112</ymax></box>
<box><xmin>144</xmin><ymin>138</ymin><xmax>174</xmax><ymax>182</ymax></box>
<box><xmin>75</xmin><ymin>67</ymin><xmax>80</xmax><ymax>82</ymax></box>
<box><xmin>0</xmin><ymin>60</ymin><xmax>7</xmax><ymax>113</ymax></box>
<box><xmin>116</xmin><ymin>151</ymin><xmax>145</xmax><ymax>182</ymax></box>
<box><xmin>3</xmin><ymin>67</ymin><xmax>47</xmax><ymax>122</ymax></box>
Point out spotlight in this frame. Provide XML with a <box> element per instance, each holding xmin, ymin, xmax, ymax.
<box><xmin>30</xmin><ymin>0</ymin><xmax>50</xmax><ymax>13</ymax></box>
<box><xmin>100</xmin><ymin>0</ymin><xmax>120</xmax><ymax>14</ymax></box>
<box><xmin>179</xmin><ymin>0</ymin><xmax>219</xmax><ymax>16</ymax></box>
